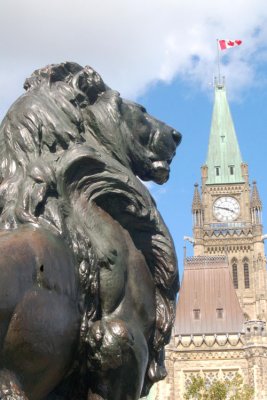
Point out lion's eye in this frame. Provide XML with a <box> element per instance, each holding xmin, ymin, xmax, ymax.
<box><xmin>140</xmin><ymin>106</ymin><xmax>147</xmax><ymax>113</ymax></box>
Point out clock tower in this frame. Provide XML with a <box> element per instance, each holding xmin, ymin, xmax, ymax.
<box><xmin>192</xmin><ymin>81</ymin><xmax>267</xmax><ymax>321</ymax></box>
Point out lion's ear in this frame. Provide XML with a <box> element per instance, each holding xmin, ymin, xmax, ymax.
<box><xmin>71</xmin><ymin>67</ymin><xmax>106</xmax><ymax>105</ymax></box>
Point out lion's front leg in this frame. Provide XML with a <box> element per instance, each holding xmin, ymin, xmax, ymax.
<box><xmin>0</xmin><ymin>369</ymin><xmax>29</xmax><ymax>400</ymax></box>
<box><xmin>82</xmin><ymin>206</ymin><xmax>154</xmax><ymax>400</ymax></box>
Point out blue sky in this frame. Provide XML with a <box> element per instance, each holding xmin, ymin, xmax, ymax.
<box><xmin>1</xmin><ymin>0</ymin><xmax>267</xmax><ymax>278</ymax></box>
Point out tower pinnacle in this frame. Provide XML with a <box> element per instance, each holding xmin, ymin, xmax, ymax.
<box><xmin>251</xmin><ymin>181</ymin><xmax>262</xmax><ymax>209</ymax></box>
<box><xmin>192</xmin><ymin>183</ymin><xmax>202</xmax><ymax>212</ymax></box>
<box><xmin>251</xmin><ymin>181</ymin><xmax>262</xmax><ymax>225</ymax></box>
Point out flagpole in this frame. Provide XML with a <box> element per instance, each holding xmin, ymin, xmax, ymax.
<box><xmin>216</xmin><ymin>39</ymin><xmax>221</xmax><ymax>85</ymax></box>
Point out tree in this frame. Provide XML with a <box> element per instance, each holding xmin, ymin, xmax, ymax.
<box><xmin>183</xmin><ymin>373</ymin><xmax>254</xmax><ymax>400</ymax></box>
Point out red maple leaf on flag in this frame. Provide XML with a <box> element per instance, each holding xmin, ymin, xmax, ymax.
<box><xmin>218</xmin><ymin>39</ymin><xmax>242</xmax><ymax>50</ymax></box>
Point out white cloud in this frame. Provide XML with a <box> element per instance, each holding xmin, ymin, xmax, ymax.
<box><xmin>1</xmin><ymin>0</ymin><xmax>267</xmax><ymax>115</ymax></box>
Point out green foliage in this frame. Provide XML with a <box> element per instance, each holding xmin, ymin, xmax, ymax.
<box><xmin>209</xmin><ymin>381</ymin><xmax>227</xmax><ymax>400</ymax></box>
<box><xmin>228</xmin><ymin>374</ymin><xmax>254</xmax><ymax>400</ymax></box>
<box><xmin>183</xmin><ymin>373</ymin><xmax>254</xmax><ymax>400</ymax></box>
<box><xmin>184</xmin><ymin>375</ymin><xmax>206</xmax><ymax>400</ymax></box>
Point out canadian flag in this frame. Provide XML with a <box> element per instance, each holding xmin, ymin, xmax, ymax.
<box><xmin>218</xmin><ymin>39</ymin><xmax>242</xmax><ymax>50</ymax></box>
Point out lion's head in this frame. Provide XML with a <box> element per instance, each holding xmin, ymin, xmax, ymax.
<box><xmin>19</xmin><ymin>61</ymin><xmax>181</xmax><ymax>183</ymax></box>
<box><xmin>0</xmin><ymin>62</ymin><xmax>181</xmax><ymax>394</ymax></box>
<box><xmin>82</xmin><ymin>91</ymin><xmax>181</xmax><ymax>184</ymax></box>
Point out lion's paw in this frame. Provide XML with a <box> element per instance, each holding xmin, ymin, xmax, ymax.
<box><xmin>86</xmin><ymin>319</ymin><xmax>134</xmax><ymax>371</ymax></box>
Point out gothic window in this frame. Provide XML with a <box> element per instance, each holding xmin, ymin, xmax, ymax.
<box><xmin>193</xmin><ymin>309</ymin><xmax>200</xmax><ymax>320</ymax></box>
<box><xmin>203</xmin><ymin>371</ymin><xmax>219</xmax><ymax>388</ymax></box>
<box><xmin>229</xmin><ymin>165</ymin><xmax>234</xmax><ymax>175</ymax></box>
<box><xmin>222</xmin><ymin>370</ymin><xmax>239</xmax><ymax>383</ymax></box>
<box><xmin>216</xmin><ymin>308</ymin><xmax>224</xmax><ymax>318</ymax></box>
<box><xmin>243</xmin><ymin>259</ymin><xmax>250</xmax><ymax>288</ymax></box>
<box><xmin>232</xmin><ymin>260</ymin><xmax>238</xmax><ymax>289</ymax></box>
<box><xmin>215</xmin><ymin>166</ymin><xmax>220</xmax><ymax>176</ymax></box>
<box><xmin>184</xmin><ymin>372</ymin><xmax>199</xmax><ymax>389</ymax></box>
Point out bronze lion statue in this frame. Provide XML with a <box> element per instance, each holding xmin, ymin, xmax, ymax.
<box><xmin>0</xmin><ymin>62</ymin><xmax>181</xmax><ymax>400</ymax></box>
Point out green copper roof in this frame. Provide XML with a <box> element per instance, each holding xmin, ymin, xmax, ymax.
<box><xmin>205</xmin><ymin>84</ymin><xmax>244</xmax><ymax>184</ymax></box>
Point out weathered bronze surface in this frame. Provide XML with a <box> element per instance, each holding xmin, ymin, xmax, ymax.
<box><xmin>0</xmin><ymin>62</ymin><xmax>181</xmax><ymax>400</ymax></box>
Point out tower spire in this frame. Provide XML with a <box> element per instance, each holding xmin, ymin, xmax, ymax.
<box><xmin>205</xmin><ymin>83</ymin><xmax>244</xmax><ymax>184</ymax></box>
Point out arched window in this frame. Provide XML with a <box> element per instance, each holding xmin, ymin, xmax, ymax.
<box><xmin>243</xmin><ymin>258</ymin><xmax>250</xmax><ymax>289</ymax></box>
<box><xmin>232</xmin><ymin>258</ymin><xmax>238</xmax><ymax>289</ymax></box>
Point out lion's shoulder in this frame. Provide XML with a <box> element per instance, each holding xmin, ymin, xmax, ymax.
<box><xmin>0</xmin><ymin>226</ymin><xmax>78</xmax><ymax>298</ymax></box>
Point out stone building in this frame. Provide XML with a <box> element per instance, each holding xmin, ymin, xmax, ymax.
<box><xmin>146</xmin><ymin>82</ymin><xmax>267</xmax><ymax>399</ymax></box>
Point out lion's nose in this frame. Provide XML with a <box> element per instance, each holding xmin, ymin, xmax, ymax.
<box><xmin>172</xmin><ymin>130</ymin><xmax>182</xmax><ymax>146</ymax></box>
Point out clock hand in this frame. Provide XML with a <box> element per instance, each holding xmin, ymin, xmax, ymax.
<box><xmin>216</xmin><ymin>206</ymin><xmax>235</xmax><ymax>213</ymax></box>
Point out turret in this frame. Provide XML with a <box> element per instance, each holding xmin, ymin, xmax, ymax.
<box><xmin>191</xmin><ymin>183</ymin><xmax>204</xmax><ymax>256</ymax></box>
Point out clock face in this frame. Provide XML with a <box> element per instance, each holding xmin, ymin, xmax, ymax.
<box><xmin>213</xmin><ymin>196</ymin><xmax>240</xmax><ymax>222</ymax></box>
